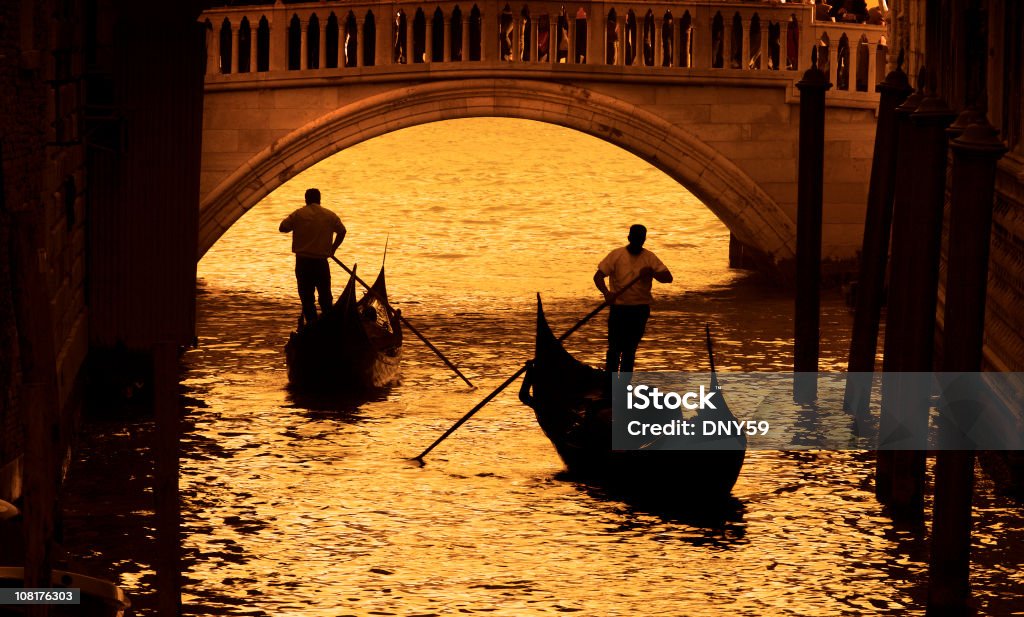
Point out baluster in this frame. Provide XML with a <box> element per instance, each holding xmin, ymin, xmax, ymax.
<box><xmin>425</xmin><ymin>18</ymin><xmax>433</xmax><ymax>61</ymax></box>
<box><xmin>352</xmin><ymin>19</ymin><xmax>360</xmax><ymax>68</ymax></box>
<box><xmin>249</xmin><ymin>19</ymin><xmax>258</xmax><ymax>72</ymax></box>
<box><xmin>633</xmin><ymin>18</ymin><xmax>641</xmax><ymax>66</ymax></box>
<box><xmin>798</xmin><ymin>13</ymin><xmax>813</xmax><ymax>72</ymax></box>
<box><xmin>318</xmin><ymin>19</ymin><xmax>327</xmax><ymax>68</ymax></box>
<box><xmin>358</xmin><ymin>17</ymin><xmax>366</xmax><ymax>67</ymax></box>
<box><xmin>847</xmin><ymin>39</ymin><xmax>858</xmax><ymax>91</ymax></box>
<box><xmin>589</xmin><ymin>11</ymin><xmax>602</xmax><ymax>65</ymax></box>
<box><xmin>531</xmin><ymin>17</ymin><xmax>539</xmax><ymax>62</ymax></box>
<box><xmin>549</xmin><ymin>14</ymin><xmax>558</xmax><ymax>63</ymax></box>
<box><xmin>695</xmin><ymin>8</ymin><xmax>711</xmax><ymax>69</ymax></box>
<box><xmin>406</xmin><ymin>14</ymin><xmax>414</xmax><ymax>63</ymax></box>
<box><xmin>231</xmin><ymin>23</ymin><xmax>240</xmax><ymax>73</ymax></box>
<box><xmin>828</xmin><ymin>42</ymin><xmax>838</xmax><ymax>89</ymax></box>
<box><xmin>206</xmin><ymin>23</ymin><xmax>220</xmax><ymax>75</ymax></box>
<box><xmin>512</xmin><ymin>13</ymin><xmax>519</xmax><ymax>61</ymax></box>
<box><xmin>443</xmin><ymin>14</ymin><xmax>451</xmax><ymax>62</ymax></box>
<box><xmin>346</xmin><ymin>18</ymin><xmax>354</xmax><ymax>67</ymax></box>
<box><xmin>653</xmin><ymin>20</ymin><xmax>662</xmax><ymax>67</ymax></box>
<box><xmin>740</xmin><ymin>16</ymin><xmax>749</xmax><ymax>70</ymax></box>
<box><xmin>481</xmin><ymin>6</ymin><xmax>494</xmax><ymax>60</ymax></box>
<box><xmin>617</xmin><ymin>14</ymin><xmax>626</xmax><ymax>65</ymax></box>
<box><xmin>627</xmin><ymin>16</ymin><xmax>636</xmax><ymax>66</ymax></box>
<box><xmin>867</xmin><ymin>40</ymin><xmax>878</xmax><ymax>90</ymax></box>
<box><xmin>759</xmin><ymin>18</ymin><xmax>769</xmax><ymax>70</ymax></box>
<box><xmin>300</xmin><ymin>19</ymin><xmax>309</xmax><ymax>69</ymax></box>
<box><xmin>269</xmin><ymin>4</ymin><xmax>286</xmax><ymax>70</ymax></box>
<box><xmin>568</xmin><ymin>16</ymin><xmax>576</xmax><ymax>64</ymax></box>
<box><xmin>376</xmin><ymin>13</ymin><xmax>389</xmax><ymax>65</ymax></box>
<box><xmin>673</xmin><ymin>16</ymin><xmax>682</xmax><ymax>67</ymax></box>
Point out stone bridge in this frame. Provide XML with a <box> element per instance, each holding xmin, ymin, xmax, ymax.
<box><xmin>199</xmin><ymin>0</ymin><xmax>886</xmax><ymax>274</ymax></box>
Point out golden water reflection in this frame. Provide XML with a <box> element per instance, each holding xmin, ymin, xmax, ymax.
<box><xmin>72</xmin><ymin>119</ymin><xmax>1024</xmax><ymax>616</ymax></box>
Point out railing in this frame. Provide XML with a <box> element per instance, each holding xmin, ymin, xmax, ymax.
<box><xmin>811</xmin><ymin>20</ymin><xmax>888</xmax><ymax>102</ymax></box>
<box><xmin>200</xmin><ymin>1</ymin><xmax>886</xmax><ymax>105</ymax></box>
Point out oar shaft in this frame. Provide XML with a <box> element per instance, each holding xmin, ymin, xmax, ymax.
<box><xmin>398</xmin><ymin>313</ymin><xmax>475</xmax><ymax>388</ymax></box>
<box><xmin>557</xmin><ymin>273</ymin><xmax>645</xmax><ymax>342</ymax></box>
<box><xmin>556</xmin><ymin>300</ymin><xmax>611</xmax><ymax>342</ymax></box>
<box><xmin>414</xmin><ymin>274</ymin><xmax>646</xmax><ymax>461</ymax></box>
<box><xmin>415</xmin><ymin>365</ymin><xmax>528</xmax><ymax>461</ymax></box>
<box><xmin>330</xmin><ymin>255</ymin><xmax>475</xmax><ymax>388</ymax></box>
<box><xmin>705</xmin><ymin>324</ymin><xmax>717</xmax><ymax>375</ymax></box>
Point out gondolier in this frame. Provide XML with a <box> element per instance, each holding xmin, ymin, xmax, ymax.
<box><xmin>593</xmin><ymin>224</ymin><xmax>673</xmax><ymax>375</ymax></box>
<box><xmin>279</xmin><ymin>188</ymin><xmax>346</xmax><ymax>326</ymax></box>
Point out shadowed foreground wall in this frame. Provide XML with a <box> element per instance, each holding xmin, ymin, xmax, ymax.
<box><xmin>0</xmin><ymin>0</ymin><xmax>206</xmax><ymax>522</ymax></box>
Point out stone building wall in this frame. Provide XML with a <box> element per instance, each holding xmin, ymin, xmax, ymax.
<box><xmin>0</xmin><ymin>0</ymin><xmax>89</xmax><ymax>503</ymax></box>
<box><xmin>0</xmin><ymin>0</ymin><xmax>206</xmax><ymax>524</ymax></box>
<box><xmin>890</xmin><ymin>0</ymin><xmax>1024</xmax><ymax>373</ymax></box>
<box><xmin>885</xmin><ymin>0</ymin><xmax>927</xmax><ymax>78</ymax></box>
<box><xmin>984</xmin><ymin>0</ymin><xmax>1024</xmax><ymax>372</ymax></box>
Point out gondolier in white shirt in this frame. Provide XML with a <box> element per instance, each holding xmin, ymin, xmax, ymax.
<box><xmin>279</xmin><ymin>188</ymin><xmax>346</xmax><ymax>327</ymax></box>
<box><xmin>593</xmin><ymin>224</ymin><xmax>673</xmax><ymax>375</ymax></box>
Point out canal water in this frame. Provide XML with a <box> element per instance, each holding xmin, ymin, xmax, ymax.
<box><xmin>64</xmin><ymin>119</ymin><xmax>1023</xmax><ymax>615</ymax></box>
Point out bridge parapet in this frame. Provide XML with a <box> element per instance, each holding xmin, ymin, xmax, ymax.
<box><xmin>201</xmin><ymin>1</ymin><xmax>885</xmax><ymax>107</ymax></box>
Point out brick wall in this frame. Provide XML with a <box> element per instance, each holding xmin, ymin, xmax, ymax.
<box><xmin>0</xmin><ymin>0</ymin><xmax>89</xmax><ymax>500</ymax></box>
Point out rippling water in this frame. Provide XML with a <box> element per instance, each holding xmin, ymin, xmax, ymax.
<box><xmin>63</xmin><ymin>119</ymin><xmax>1023</xmax><ymax>616</ymax></box>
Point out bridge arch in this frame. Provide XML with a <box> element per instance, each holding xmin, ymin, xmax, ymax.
<box><xmin>198</xmin><ymin>78</ymin><xmax>796</xmax><ymax>268</ymax></box>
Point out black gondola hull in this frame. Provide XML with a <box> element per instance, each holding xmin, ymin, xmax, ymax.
<box><xmin>285</xmin><ymin>266</ymin><xmax>402</xmax><ymax>392</ymax></box>
<box><xmin>522</xmin><ymin>299</ymin><xmax>745</xmax><ymax>504</ymax></box>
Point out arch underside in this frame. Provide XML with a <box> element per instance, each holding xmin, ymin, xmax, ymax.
<box><xmin>199</xmin><ymin>78</ymin><xmax>796</xmax><ymax>267</ymax></box>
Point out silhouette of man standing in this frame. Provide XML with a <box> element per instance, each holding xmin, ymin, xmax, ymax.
<box><xmin>593</xmin><ymin>224</ymin><xmax>673</xmax><ymax>374</ymax></box>
<box><xmin>279</xmin><ymin>188</ymin><xmax>346</xmax><ymax>326</ymax></box>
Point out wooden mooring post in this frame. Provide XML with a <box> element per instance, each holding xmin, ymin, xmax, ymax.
<box><xmin>926</xmin><ymin>116</ymin><xmax>1005</xmax><ymax>616</ymax></box>
<box><xmin>875</xmin><ymin>68</ymin><xmax>927</xmax><ymax>507</ymax></box>
<box><xmin>843</xmin><ymin>52</ymin><xmax>913</xmax><ymax>415</ymax></box>
<box><xmin>23</xmin><ymin>384</ymin><xmax>56</xmax><ymax>617</ymax></box>
<box><xmin>878</xmin><ymin>74</ymin><xmax>956</xmax><ymax>522</ymax></box>
<box><xmin>154</xmin><ymin>342</ymin><xmax>183</xmax><ymax>617</ymax></box>
<box><xmin>10</xmin><ymin>173</ymin><xmax>62</xmax><ymax>617</ymax></box>
<box><xmin>793</xmin><ymin>46</ymin><xmax>831</xmax><ymax>403</ymax></box>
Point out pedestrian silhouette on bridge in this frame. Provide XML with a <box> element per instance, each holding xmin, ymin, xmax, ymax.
<box><xmin>279</xmin><ymin>188</ymin><xmax>346</xmax><ymax>327</ymax></box>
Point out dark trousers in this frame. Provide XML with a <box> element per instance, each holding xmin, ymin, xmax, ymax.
<box><xmin>606</xmin><ymin>304</ymin><xmax>651</xmax><ymax>374</ymax></box>
<box><xmin>295</xmin><ymin>256</ymin><xmax>331</xmax><ymax>325</ymax></box>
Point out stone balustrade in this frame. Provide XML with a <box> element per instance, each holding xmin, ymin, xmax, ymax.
<box><xmin>811</xmin><ymin>20</ymin><xmax>888</xmax><ymax>102</ymax></box>
<box><xmin>201</xmin><ymin>1</ymin><xmax>886</xmax><ymax>107</ymax></box>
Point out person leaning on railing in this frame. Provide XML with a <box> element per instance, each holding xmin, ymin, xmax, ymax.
<box><xmin>829</xmin><ymin>0</ymin><xmax>870</xmax><ymax>23</ymax></box>
<box><xmin>814</xmin><ymin>0</ymin><xmax>834</xmax><ymax>21</ymax></box>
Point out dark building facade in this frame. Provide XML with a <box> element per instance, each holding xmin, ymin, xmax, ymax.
<box><xmin>889</xmin><ymin>0</ymin><xmax>1024</xmax><ymax>373</ymax></box>
<box><xmin>0</xmin><ymin>0</ymin><xmax>205</xmax><ymax>523</ymax></box>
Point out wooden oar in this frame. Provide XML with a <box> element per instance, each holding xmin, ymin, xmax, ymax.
<box><xmin>330</xmin><ymin>255</ymin><xmax>475</xmax><ymax>388</ymax></box>
<box><xmin>705</xmin><ymin>323</ymin><xmax>719</xmax><ymax>389</ymax></box>
<box><xmin>412</xmin><ymin>274</ymin><xmax>646</xmax><ymax>463</ymax></box>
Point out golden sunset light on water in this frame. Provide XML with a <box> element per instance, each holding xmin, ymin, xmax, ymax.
<box><xmin>201</xmin><ymin>118</ymin><xmax>736</xmax><ymax>307</ymax></box>
<box><xmin>4</xmin><ymin>2</ymin><xmax>1023</xmax><ymax>615</ymax></box>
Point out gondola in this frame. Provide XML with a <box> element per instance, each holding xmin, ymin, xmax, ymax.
<box><xmin>285</xmin><ymin>265</ymin><xmax>402</xmax><ymax>392</ymax></box>
<box><xmin>0</xmin><ymin>567</ymin><xmax>130</xmax><ymax>617</ymax></box>
<box><xmin>519</xmin><ymin>298</ymin><xmax>745</xmax><ymax>503</ymax></box>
